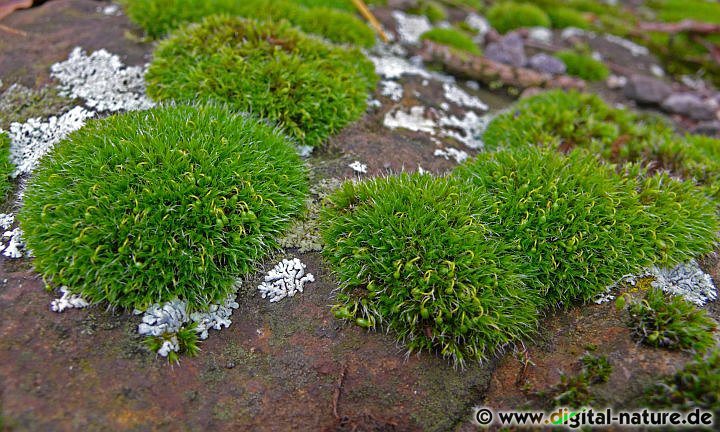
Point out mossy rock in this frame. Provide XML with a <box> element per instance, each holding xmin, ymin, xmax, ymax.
<box><xmin>120</xmin><ymin>0</ymin><xmax>376</xmax><ymax>47</ymax></box>
<box><xmin>19</xmin><ymin>104</ymin><xmax>308</xmax><ymax>311</ymax></box>
<box><xmin>320</xmin><ymin>173</ymin><xmax>541</xmax><ymax>365</ymax></box>
<box><xmin>146</xmin><ymin>16</ymin><xmax>378</xmax><ymax>148</ymax></box>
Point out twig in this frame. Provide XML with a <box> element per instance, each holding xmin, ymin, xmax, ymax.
<box><xmin>332</xmin><ymin>361</ymin><xmax>348</xmax><ymax>420</ymax></box>
<box><xmin>639</xmin><ymin>20</ymin><xmax>720</xmax><ymax>35</ymax></box>
<box><xmin>351</xmin><ymin>0</ymin><xmax>389</xmax><ymax>43</ymax></box>
<box><xmin>0</xmin><ymin>24</ymin><xmax>27</xmax><ymax>37</ymax></box>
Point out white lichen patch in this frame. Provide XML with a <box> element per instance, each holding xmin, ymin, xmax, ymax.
<box><xmin>465</xmin><ymin>13</ymin><xmax>490</xmax><ymax>42</ymax></box>
<box><xmin>380</xmin><ymin>80</ymin><xmax>404</xmax><ymax>101</ymax></box>
<box><xmin>349</xmin><ymin>160</ymin><xmax>368</xmax><ymax>174</ymax></box>
<box><xmin>258</xmin><ymin>258</ymin><xmax>315</xmax><ymax>303</ymax></box>
<box><xmin>384</xmin><ymin>106</ymin><xmax>489</xmax><ymax>149</ymax></box>
<box><xmin>650</xmin><ymin>261</ymin><xmax>717</xmax><ymax>307</ymax></box>
<box><xmin>137</xmin><ymin>283</ymin><xmax>241</xmax><ymax>356</ymax></box>
<box><xmin>528</xmin><ymin>27</ymin><xmax>553</xmax><ymax>44</ymax></box>
<box><xmin>50</xmin><ymin>286</ymin><xmax>90</xmax><ymax>312</ymax></box>
<box><xmin>434</xmin><ymin>147</ymin><xmax>468</xmax><ymax>163</ymax></box>
<box><xmin>51</xmin><ymin>47</ymin><xmax>154</xmax><ymax>113</ymax></box>
<box><xmin>442</xmin><ymin>83</ymin><xmax>488</xmax><ymax>111</ymax></box>
<box><xmin>438</xmin><ymin>111</ymin><xmax>489</xmax><ymax>149</ymax></box>
<box><xmin>392</xmin><ymin>11</ymin><xmax>432</xmax><ymax>44</ymax></box>
<box><xmin>5</xmin><ymin>106</ymin><xmax>94</xmax><ymax>177</ymax></box>
<box><xmin>604</xmin><ymin>34</ymin><xmax>649</xmax><ymax>57</ymax></box>
<box><xmin>0</xmin><ymin>213</ymin><xmax>27</xmax><ymax>259</ymax></box>
<box><xmin>384</xmin><ymin>106</ymin><xmax>437</xmax><ymax>133</ymax></box>
<box><xmin>369</xmin><ymin>53</ymin><xmax>432</xmax><ymax>80</ymax></box>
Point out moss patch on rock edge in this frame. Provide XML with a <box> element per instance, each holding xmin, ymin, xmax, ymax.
<box><xmin>19</xmin><ymin>104</ymin><xmax>308</xmax><ymax>311</ymax></box>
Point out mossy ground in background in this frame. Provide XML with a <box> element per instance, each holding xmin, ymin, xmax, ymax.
<box><xmin>555</xmin><ymin>51</ymin><xmax>609</xmax><ymax>81</ymax></box>
<box><xmin>410</xmin><ymin>0</ymin><xmax>448</xmax><ymax>23</ymax></box>
<box><xmin>486</xmin><ymin>2</ymin><xmax>550</xmax><ymax>34</ymax></box>
<box><xmin>120</xmin><ymin>0</ymin><xmax>375</xmax><ymax>46</ymax></box>
<box><xmin>547</xmin><ymin>7</ymin><xmax>589</xmax><ymax>29</ymax></box>
<box><xmin>320</xmin><ymin>173</ymin><xmax>541</xmax><ymax>365</ymax></box>
<box><xmin>483</xmin><ymin>90</ymin><xmax>720</xmax><ymax>201</ymax></box>
<box><xmin>146</xmin><ymin>16</ymin><xmax>377</xmax><ymax>148</ymax></box>
<box><xmin>19</xmin><ymin>104</ymin><xmax>308</xmax><ymax>311</ymax></box>
<box><xmin>420</xmin><ymin>27</ymin><xmax>481</xmax><ymax>55</ymax></box>
<box><xmin>620</xmin><ymin>288</ymin><xmax>717</xmax><ymax>351</ymax></box>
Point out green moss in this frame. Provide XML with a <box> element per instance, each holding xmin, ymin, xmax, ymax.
<box><xmin>120</xmin><ymin>0</ymin><xmax>375</xmax><ymax>46</ymax></box>
<box><xmin>144</xmin><ymin>323</ymin><xmax>201</xmax><ymax>363</ymax></box>
<box><xmin>19</xmin><ymin>104</ymin><xmax>308</xmax><ymax>311</ymax></box>
<box><xmin>486</xmin><ymin>2</ymin><xmax>551</xmax><ymax>34</ymax></box>
<box><xmin>146</xmin><ymin>16</ymin><xmax>377</xmax><ymax>147</ymax></box>
<box><xmin>320</xmin><ymin>173</ymin><xmax>541</xmax><ymax>365</ymax></box>
<box><xmin>483</xmin><ymin>91</ymin><xmax>720</xmax><ymax>201</ymax></box>
<box><xmin>410</xmin><ymin>0</ymin><xmax>448</xmax><ymax>23</ymax></box>
<box><xmin>295</xmin><ymin>0</ymin><xmax>387</xmax><ymax>11</ymax></box>
<box><xmin>647</xmin><ymin>0</ymin><xmax>720</xmax><ymax>23</ymax></box>
<box><xmin>553</xmin><ymin>354</ymin><xmax>612</xmax><ymax>408</ymax></box>
<box><xmin>645</xmin><ymin>349</ymin><xmax>720</xmax><ymax>416</ymax></box>
<box><xmin>555</xmin><ymin>50</ymin><xmax>609</xmax><ymax>81</ymax></box>
<box><xmin>621</xmin><ymin>288</ymin><xmax>717</xmax><ymax>351</ymax></box>
<box><xmin>454</xmin><ymin>148</ymin><xmax>719</xmax><ymax>306</ymax></box>
<box><xmin>547</xmin><ymin>7</ymin><xmax>589</xmax><ymax>29</ymax></box>
<box><xmin>420</xmin><ymin>27</ymin><xmax>481</xmax><ymax>55</ymax></box>
<box><xmin>0</xmin><ymin>131</ymin><xmax>13</xmax><ymax>198</ymax></box>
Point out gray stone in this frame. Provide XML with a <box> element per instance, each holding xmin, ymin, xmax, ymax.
<box><xmin>691</xmin><ymin>120</ymin><xmax>720</xmax><ymax>136</ymax></box>
<box><xmin>661</xmin><ymin>92</ymin><xmax>716</xmax><ymax>120</ymax></box>
<box><xmin>528</xmin><ymin>53</ymin><xmax>566</xmax><ymax>75</ymax></box>
<box><xmin>623</xmin><ymin>75</ymin><xmax>672</xmax><ymax>105</ymax></box>
<box><xmin>484</xmin><ymin>33</ymin><xmax>526</xmax><ymax>68</ymax></box>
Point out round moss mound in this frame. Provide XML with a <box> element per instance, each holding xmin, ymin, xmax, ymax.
<box><xmin>454</xmin><ymin>148</ymin><xmax>719</xmax><ymax>306</ymax></box>
<box><xmin>547</xmin><ymin>7</ymin><xmax>589</xmax><ymax>29</ymax></box>
<box><xmin>19</xmin><ymin>104</ymin><xmax>308</xmax><ymax>311</ymax></box>
<box><xmin>121</xmin><ymin>0</ymin><xmax>375</xmax><ymax>47</ymax></box>
<box><xmin>420</xmin><ymin>28</ymin><xmax>481</xmax><ymax>55</ymax></box>
<box><xmin>556</xmin><ymin>51</ymin><xmax>610</xmax><ymax>81</ymax></box>
<box><xmin>483</xmin><ymin>90</ymin><xmax>720</xmax><ymax>201</ymax></box>
<box><xmin>320</xmin><ymin>173</ymin><xmax>541</xmax><ymax>365</ymax></box>
<box><xmin>486</xmin><ymin>1</ymin><xmax>551</xmax><ymax>33</ymax></box>
<box><xmin>146</xmin><ymin>16</ymin><xmax>377</xmax><ymax>148</ymax></box>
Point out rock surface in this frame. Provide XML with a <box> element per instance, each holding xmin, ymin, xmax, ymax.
<box><xmin>623</xmin><ymin>75</ymin><xmax>672</xmax><ymax>105</ymax></box>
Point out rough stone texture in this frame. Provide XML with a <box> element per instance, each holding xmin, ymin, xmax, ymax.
<box><xmin>0</xmin><ymin>0</ymin><xmax>151</xmax><ymax>87</ymax></box>
<box><xmin>484</xmin><ymin>33</ymin><xmax>527</xmax><ymax>68</ymax></box>
<box><xmin>692</xmin><ymin>120</ymin><xmax>720</xmax><ymax>136</ymax></box>
<box><xmin>623</xmin><ymin>75</ymin><xmax>673</xmax><ymax>105</ymax></box>
<box><xmin>661</xmin><ymin>92</ymin><xmax>717</xmax><ymax>120</ymax></box>
<box><xmin>528</xmin><ymin>53</ymin><xmax>566</xmax><ymax>75</ymax></box>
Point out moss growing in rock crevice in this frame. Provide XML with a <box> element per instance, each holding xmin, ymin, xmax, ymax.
<box><xmin>555</xmin><ymin>51</ymin><xmax>609</xmax><ymax>81</ymax></box>
<box><xmin>19</xmin><ymin>104</ymin><xmax>308</xmax><ymax>311</ymax></box>
<box><xmin>120</xmin><ymin>0</ymin><xmax>376</xmax><ymax>47</ymax></box>
<box><xmin>146</xmin><ymin>16</ymin><xmax>377</xmax><ymax>148</ymax></box>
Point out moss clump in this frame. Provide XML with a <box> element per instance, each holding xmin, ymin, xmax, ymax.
<box><xmin>486</xmin><ymin>2</ymin><xmax>551</xmax><ymax>34</ymax></box>
<box><xmin>553</xmin><ymin>354</ymin><xmax>612</xmax><ymax>408</ymax></box>
<box><xmin>645</xmin><ymin>349</ymin><xmax>720</xmax><ymax>416</ymax></box>
<box><xmin>454</xmin><ymin>148</ymin><xmax>718</xmax><ymax>306</ymax></box>
<box><xmin>146</xmin><ymin>16</ymin><xmax>377</xmax><ymax>148</ymax></box>
<box><xmin>0</xmin><ymin>132</ymin><xmax>13</xmax><ymax>197</ymax></box>
<box><xmin>547</xmin><ymin>7</ymin><xmax>589</xmax><ymax>29</ymax></box>
<box><xmin>555</xmin><ymin>50</ymin><xmax>609</xmax><ymax>81</ymax></box>
<box><xmin>19</xmin><ymin>104</ymin><xmax>308</xmax><ymax>311</ymax></box>
<box><xmin>420</xmin><ymin>28</ymin><xmax>481</xmax><ymax>55</ymax></box>
<box><xmin>320</xmin><ymin>173</ymin><xmax>541</xmax><ymax>365</ymax></box>
<box><xmin>410</xmin><ymin>0</ymin><xmax>447</xmax><ymax>23</ymax></box>
<box><xmin>621</xmin><ymin>288</ymin><xmax>717</xmax><ymax>351</ymax></box>
<box><xmin>120</xmin><ymin>0</ymin><xmax>375</xmax><ymax>46</ymax></box>
<box><xmin>483</xmin><ymin>91</ymin><xmax>720</xmax><ymax>201</ymax></box>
